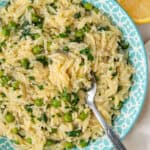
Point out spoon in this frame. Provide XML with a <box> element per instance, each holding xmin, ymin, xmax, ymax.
<box><xmin>87</xmin><ymin>77</ymin><xmax>126</xmax><ymax>150</ymax></box>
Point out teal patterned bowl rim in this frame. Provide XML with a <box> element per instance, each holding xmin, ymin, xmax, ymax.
<box><xmin>0</xmin><ymin>0</ymin><xmax>148</xmax><ymax>150</ymax></box>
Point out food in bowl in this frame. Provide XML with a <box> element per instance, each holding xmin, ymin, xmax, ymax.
<box><xmin>0</xmin><ymin>0</ymin><xmax>133</xmax><ymax>149</ymax></box>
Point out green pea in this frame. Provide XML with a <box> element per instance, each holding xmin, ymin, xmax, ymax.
<box><xmin>34</xmin><ymin>98</ymin><xmax>43</xmax><ymax>106</ymax></box>
<box><xmin>64</xmin><ymin>113</ymin><xmax>72</xmax><ymax>122</ymax></box>
<box><xmin>5</xmin><ymin>112</ymin><xmax>15</xmax><ymax>123</ymax></box>
<box><xmin>83</xmin><ymin>2</ymin><xmax>93</xmax><ymax>11</ymax></box>
<box><xmin>64</xmin><ymin>142</ymin><xmax>75</xmax><ymax>149</ymax></box>
<box><xmin>75</xmin><ymin>29</ymin><xmax>84</xmax><ymax>38</ymax></box>
<box><xmin>51</xmin><ymin>99</ymin><xmax>61</xmax><ymax>108</ymax></box>
<box><xmin>32</xmin><ymin>46</ymin><xmax>43</xmax><ymax>54</ymax></box>
<box><xmin>1</xmin><ymin>26</ymin><xmax>10</xmax><ymax>36</ymax></box>
<box><xmin>11</xmin><ymin>127</ymin><xmax>19</xmax><ymax>134</ymax></box>
<box><xmin>25</xmin><ymin>137</ymin><xmax>32</xmax><ymax>144</ymax></box>
<box><xmin>79</xmin><ymin>139</ymin><xmax>88</xmax><ymax>148</ymax></box>
<box><xmin>79</xmin><ymin>111</ymin><xmax>88</xmax><ymax>121</ymax></box>
<box><xmin>20</xmin><ymin>58</ymin><xmax>30</xmax><ymax>69</ymax></box>
<box><xmin>12</xmin><ymin>81</ymin><xmax>20</xmax><ymax>90</ymax></box>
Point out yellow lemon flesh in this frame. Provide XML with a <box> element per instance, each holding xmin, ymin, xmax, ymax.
<box><xmin>118</xmin><ymin>0</ymin><xmax>150</xmax><ymax>24</ymax></box>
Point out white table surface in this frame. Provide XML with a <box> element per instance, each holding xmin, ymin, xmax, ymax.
<box><xmin>124</xmin><ymin>24</ymin><xmax>150</xmax><ymax>150</ymax></box>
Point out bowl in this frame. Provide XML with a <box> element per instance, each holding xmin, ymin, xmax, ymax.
<box><xmin>0</xmin><ymin>0</ymin><xmax>148</xmax><ymax>150</ymax></box>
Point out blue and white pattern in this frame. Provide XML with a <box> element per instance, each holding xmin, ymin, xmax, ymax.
<box><xmin>0</xmin><ymin>0</ymin><xmax>148</xmax><ymax>150</ymax></box>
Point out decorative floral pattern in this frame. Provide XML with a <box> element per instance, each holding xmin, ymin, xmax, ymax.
<box><xmin>0</xmin><ymin>0</ymin><xmax>148</xmax><ymax>150</ymax></box>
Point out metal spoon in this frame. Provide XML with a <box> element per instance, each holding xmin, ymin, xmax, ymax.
<box><xmin>87</xmin><ymin>77</ymin><xmax>126</xmax><ymax>150</ymax></box>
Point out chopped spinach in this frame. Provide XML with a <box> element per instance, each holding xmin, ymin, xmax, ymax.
<box><xmin>65</xmin><ymin>129</ymin><xmax>82</xmax><ymax>137</ymax></box>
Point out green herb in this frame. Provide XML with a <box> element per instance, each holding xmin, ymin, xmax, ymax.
<box><xmin>0</xmin><ymin>92</ymin><xmax>6</xmax><ymax>98</ymax></box>
<box><xmin>32</xmin><ymin>13</ymin><xmax>43</xmax><ymax>28</ymax></box>
<box><xmin>97</xmin><ymin>25</ymin><xmax>110</xmax><ymax>31</ymax></box>
<box><xmin>31</xmin><ymin>33</ymin><xmax>40</xmax><ymax>40</ymax></box>
<box><xmin>5</xmin><ymin>112</ymin><xmax>15</xmax><ymax>123</ymax></box>
<box><xmin>17</xmin><ymin>95</ymin><xmax>22</xmax><ymax>99</ymax></box>
<box><xmin>112</xmin><ymin>101</ymin><xmax>124</xmax><ymax>110</ymax></box>
<box><xmin>63</xmin><ymin>46</ymin><xmax>70</xmax><ymax>52</ymax></box>
<box><xmin>79</xmin><ymin>111</ymin><xmax>88</xmax><ymax>121</ymax></box>
<box><xmin>0</xmin><ymin>41</ymin><xmax>6</xmax><ymax>52</ymax></box>
<box><xmin>61</xmin><ymin>88</ymin><xmax>71</xmax><ymax>101</ymax></box>
<box><xmin>74</xmin><ymin>12</ymin><xmax>81</xmax><ymax>19</ymax></box>
<box><xmin>74</xmin><ymin>29</ymin><xmax>85</xmax><ymax>42</ymax></box>
<box><xmin>112</xmin><ymin>72</ymin><xmax>117</xmax><ymax>77</ymax></box>
<box><xmin>47</xmin><ymin>41</ymin><xmax>51</xmax><ymax>51</ymax></box>
<box><xmin>38</xmin><ymin>85</ymin><xmax>44</xmax><ymax>90</ymax></box>
<box><xmin>65</xmin><ymin>129</ymin><xmax>81</xmax><ymax>137</ymax></box>
<box><xmin>51</xmin><ymin>99</ymin><xmax>61</xmax><ymax>108</ymax></box>
<box><xmin>12</xmin><ymin>81</ymin><xmax>20</xmax><ymax>90</ymax></box>
<box><xmin>79</xmin><ymin>139</ymin><xmax>89</xmax><ymax>148</ymax></box>
<box><xmin>59</xmin><ymin>33</ymin><xmax>69</xmax><ymax>38</ymax></box>
<box><xmin>24</xmin><ymin>104</ymin><xmax>33</xmax><ymax>113</ymax></box>
<box><xmin>82</xmin><ymin>24</ymin><xmax>91</xmax><ymax>32</ymax></box>
<box><xmin>34</xmin><ymin>98</ymin><xmax>43</xmax><ymax>107</ymax></box>
<box><xmin>1</xmin><ymin>26</ymin><xmax>10</xmax><ymax>36</ymax></box>
<box><xmin>25</xmin><ymin>137</ymin><xmax>32</xmax><ymax>144</ymax></box>
<box><xmin>56</xmin><ymin>113</ymin><xmax>62</xmax><ymax>117</ymax></box>
<box><xmin>28</xmin><ymin>76</ymin><xmax>35</xmax><ymax>80</ymax></box>
<box><xmin>0</xmin><ymin>75</ymin><xmax>11</xmax><ymax>86</ymax></box>
<box><xmin>65</xmin><ymin>26</ymin><xmax>71</xmax><ymax>34</ymax></box>
<box><xmin>80</xmin><ymin>47</ymin><xmax>94</xmax><ymax>61</ymax></box>
<box><xmin>117</xmin><ymin>86</ymin><xmax>122</xmax><ymax>92</ymax></box>
<box><xmin>109</xmin><ymin>67</ymin><xmax>112</xmax><ymax>71</ymax></box>
<box><xmin>64</xmin><ymin>142</ymin><xmax>75</xmax><ymax>149</ymax></box>
<box><xmin>118</xmin><ymin>40</ymin><xmax>129</xmax><ymax>50</ymax></box>
<box><xmin>44</xmin><ymin>139</ymin><xmax>58</xmax><ymax>147</ymax></box>
<box><xmin>83</xmin><ymin>2</ymin><xmax>93</xmax><ymax>11</ymax></box>
<box><xmin>38</xmin><ymin>113</ymin><xmax>48</xmax><ymax>123</ymax></box>
<box><xmin>64</xmin><ymin>113</ymin><xmax>72</xmax><ymax>122</ymax></box>
<box><xmin>0</xmin><ymin>70</ymin><xmax>4</xmax><ymax>77</ymax></box>
<box><xmin>0</xmin><ymin>58</ymin><xmax>5</xmax><ymax>65</ymax></box>
<box><xmin>7</xmin><ymin>22</ymin><xmax>17</xmax><ymax>31</ymax></box>
<box><xmin>20</xmin><ymin>58</ymin><xmax>30</xmax><ymax>69</ymax></box>
<box><xmin>36</xmin><ymin>55</ymin><xmax>48</xmax><ymax>67</ymax></box>
<box><xmin>71</xmin><ymin>92</ymin><xmax>79</xmax><ymax>105</ymax></box>
<box><xmin>111</xmin><ymin>97</ymin><xmax>115</xmax><ymax>101</ymax></box>
<box><xmin>50</xmin><ymin>128</ymin><xmax>57</xmax><ymax>133</ymax></box>
<box><xmin>70</xmin><ymin>106</ymin><xmax>79</xmax><ymax>112</ymax></box>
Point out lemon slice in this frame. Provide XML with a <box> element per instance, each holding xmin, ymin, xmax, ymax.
<box><xmin>118</xmin><ymin>0</ymin><xmax>150</xmax><ymax>24</ymax></box>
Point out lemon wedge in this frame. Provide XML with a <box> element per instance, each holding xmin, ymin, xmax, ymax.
<box><xmin>118</xmin><ymin>0</ymin><xmax>150</xmax><ymax>24</ymax></box>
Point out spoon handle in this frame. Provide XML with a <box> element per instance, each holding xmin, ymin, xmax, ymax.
<box><xmin>90</xmin><ymin>104</ymin><xmax>126</xmax><ymax>150</ymax></box>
